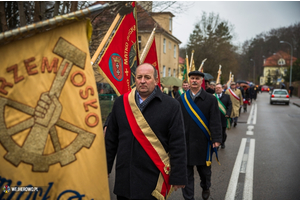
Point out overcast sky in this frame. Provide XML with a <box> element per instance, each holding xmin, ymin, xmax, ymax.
<box><xmin>157</xmin><ymin>1</ymin><xmax>300</xmax><ymax>47</ymax></box>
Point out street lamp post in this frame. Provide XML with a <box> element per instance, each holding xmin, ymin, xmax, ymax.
<box><xmin>280</xmin><ymin>41</ymin><xmax>293</xmax><ymax>87</ymax></box>
<box><xmin>250</xmin><ymin>59</ymin><xmax>255</xmax><ymax>83</ymax></box>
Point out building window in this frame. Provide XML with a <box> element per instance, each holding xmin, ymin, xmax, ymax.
<box><xmin>168</xmin><ymin>68</ymin><xmax>171</xmax><ymax>76</ymax></box>
<box><xmin>138</xmin><ymin>36</ymin><xmax>142</xmax><ymax>51</ymax></box>
<box><xmin>173</xmin><ymin>45</ymin><xmax>176</xmax><ymax>58</ymax></box>
<box><xmin>169</xmin><ymin>17</ymin><xmax>172</xmax><ymax>32</ymax></box>
<box><xmin>169</xmin><ymin>41</ymin><xmax>171</xmax><ymax>49</ymax></box>
<box><xmin>278</xmin><ymin>58</ymin><xmax>285</xmax><ymax>65</ymax></box>
<box><xmin>163</xmin><ymin>65</ymin><xmax>166</xmax><ymax>77</ymax></box>
<box><xmin>173</xmin><ymin>69</ymin><xmax>176</xmax><ymax>77</ymax></box>
<box><xmin>163</xmin><ymin>38</ymin><xmax>166</xmax><ymax>53</ymax></box>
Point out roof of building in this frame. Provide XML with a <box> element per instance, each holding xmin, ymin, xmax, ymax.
<box><xmin>263</xmin><ymin>50</ymin><xmax>297</xmax><ymax>67</ymax></box>
<box><xmin>137</xmin><ymin>4</ymin><xmax>181</xmax><ymax>44</ymax></box>
<box><xmin>150</xmin><ymin>12</ymin><xmax>175</xmax><ymax>17</ymax></box>
<box><xmin>91</xmin><ymin>2</ymin><xmax>181</xmax><ymax>44</ymax></box>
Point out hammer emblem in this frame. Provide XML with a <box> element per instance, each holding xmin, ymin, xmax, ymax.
<box><xmin>22</xmin><ymin>38</ymin><xmax>86</xmax><ymax>157</ymax></box>
<box><xmin>0</xmin><ymin>38</ymin><xmax>96</xmax><ymax>172</ymax></box>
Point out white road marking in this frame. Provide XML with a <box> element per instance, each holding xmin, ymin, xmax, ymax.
<box><xmin>246</xmin><ymin>125</ymin><xmax>254</xmax><ymax>135</ymax></box>
<box><xmin>226</xmin><ymin>103</ymin><xmax>257</xmax><ymax>200</ymax></box>
<box><xmin>243</xmin><ymin>139</ymin><xmax>255</xmax><ymax>200</ymax></box>
<box><xmin>225</xmin><ymin>138</ymin><xmax>247</xmax><ymax>200</ymax></box>
<box><xmin>247</xmin><ymin>104</ymin><xmax>254</xmax><ymax>124</ymax></box>
<box><xmin>253</xmin><ymin>104</ymin><xmax>257</xmax><ymax>125</ymax></box>
<box><xmin>240</xmin><ymin>154</ymin><xmax>248</xmax><ymax>173</ymax></box>
<box><xmin>247</xmin><ymin>103</ymin><xmax>257</xmax><ymax>125</ymax></box>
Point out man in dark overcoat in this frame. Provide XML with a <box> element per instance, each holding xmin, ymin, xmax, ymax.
<box><xmin>214</xmin><ymin>83</ymin><xmax>232</xmax><ymax>149</ymax></box>
<box><xmin>205</xmin><ymin>80</ymin><xmax>215</xmax><ymax>94</ymax></box>
<box><xmin>105</xmin><ymin>63</ymin><xmax>187</xmax><ymax>200</ymax></box>
<box><xmin>177</xmin><ymin>71</ymin><xmax>222</xmax><ymax>200</ymax></box>
<box><xmin>169</xmin><ymin>85</ymin><xmax>180</xmax><ymax>99</ymax></box>
<box><xmin>236</xmin><ymin>83</ymin><xmax>244</xmax><ymax>115</ymax></box>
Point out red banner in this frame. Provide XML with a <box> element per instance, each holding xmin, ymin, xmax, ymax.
<box><xmin>199</xmin><ymin>66</ymin><xmax>206</xmax><ymax>90</ymax></box>
<box><xmin>143</xmin><ymin>38</ymin><xmax>161</xmax><ymax>87</ymax></box>
<box><xmin>97</xmin><ymin>2</ymin><xmax>139</xmax><ymax>95</ymax></box>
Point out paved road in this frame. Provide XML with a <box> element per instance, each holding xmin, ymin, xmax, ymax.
<box><xmin>108</xmin><ymin>92</ymin><xmax>300</xmax><ymax>199</ymax></box>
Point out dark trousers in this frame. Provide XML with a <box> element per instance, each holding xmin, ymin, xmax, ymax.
<box><xmin>232</xmin><ymin>117</ymin><xmax>238</xmax><ymax>123</ymax></box>
<box><xmin>182</xmin><ymin>165</ymin><xmax>211</xmax><ymax>200</ymax></box>
<box><xmin>222</xmin><ymin>127</ymin><xmax>227</xmax><ymax>145</ymax></box>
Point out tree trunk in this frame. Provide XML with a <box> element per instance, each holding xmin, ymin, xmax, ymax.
<box><xmin>12</xmin><ymin>2</ymin><xmax>17</xmax><ymax>28</ymax></box>
<box><xmin>18</xmin><ymin>1</ymin><xmax>26</xmax><ymax>26</ymax></box>
<box><xmin>62</xmin><ymin>1</ymin><xmax>67</xmax><ymax>14</ymax></box>
<box><xmin>65</xmin><ymin>2</ymin><xmax>70</xmax><ymax>14</ymax></box>
<box><xmin>40</xmin><ymin>1</ymin><xmax>45</xmax><ymax>20</ymax></box>
<box><xmin>53</xmin><ymin>1</ymin><xmax>60</xmax><ymax>16</ymax></box>
<box><xmin>70</xmin><ymin>1</ymin><xmax>78</xmax><ymax>12</ymax></box>
<box><xmin>0</xmin><ymin>1</ymin><xmax>8</xmax><ymax>32</ymax></box>
<box><xmin>34</xmin><ymin>1</ymin><xmax>40</xmax><ymax>22</ymax></box>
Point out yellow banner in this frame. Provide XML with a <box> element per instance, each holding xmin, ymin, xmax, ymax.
<box><xmin>0</xmin><ymin>20</ymin><xmax>110</xmax><ymax>199</ymax></box>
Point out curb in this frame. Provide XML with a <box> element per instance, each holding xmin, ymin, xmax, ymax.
<box><xmin>292</xmin><ymin>102</ymin><xmax>300</xmax><ymax>107</ymax></box>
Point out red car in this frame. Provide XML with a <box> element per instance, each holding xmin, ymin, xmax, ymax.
<box><xmin>261</xmin><ymin>85</ymin><xmax>270</xmax><ymax>92</ymax></box>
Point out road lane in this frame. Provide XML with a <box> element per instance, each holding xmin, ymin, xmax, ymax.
<box><xmin>253</xmin><ymin>92</ymin><xmax>300</xmax><ymax>199</ymax></box>
<box><xmin>107</xmin><ymin>92</ymin><xmax>300</xmax><ymax>199</ymax></box>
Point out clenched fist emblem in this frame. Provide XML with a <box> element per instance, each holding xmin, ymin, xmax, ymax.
<box><xmin>0</xmin><ymin>38</ymin><xmax>96</xmax><ymax>172</ymax></box>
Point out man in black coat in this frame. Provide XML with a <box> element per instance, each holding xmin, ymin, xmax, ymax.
<box><xmin>205</xmin><ymin>80</ymin><xmax>215</xmax><ymax>94</ymax></box>
<box><xmin>236</xmin><ymin>83</ymin><xmax>244</xmax><ymax>115</ymax></box>
<box><xmin>105</xmin><ymin>63</ymin><xmax>187</xmax><ymax>200</ymax></box>
<box><xmin>214</xmin><ymin>83</ymin><xmax>232</xmax><ymax>149</ymax></box>
<box><xmin>177</xmin><ymin>71</ymin><xmax>222</xmax><ymax>200</ymax></box>
<box><xmin>169</xmin><ymin>85</ymin><xmax>180</xmax><ymax>99</ymax></box>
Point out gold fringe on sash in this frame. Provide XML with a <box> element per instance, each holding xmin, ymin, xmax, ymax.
<box><xmin>152</xmin><ymin>173</ymin><xmax>174</xmax><ymax>200</ymax></box>
<box><xmin>152</xmin><ymin>173</ymin><xmax>165</xmax><ymax>200</ymax></box>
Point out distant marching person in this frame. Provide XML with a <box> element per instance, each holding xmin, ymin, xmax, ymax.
<box><xmin>225</xmin><ymin>82</ymin><xmax>243</xmax><ymax>127</ymax></box>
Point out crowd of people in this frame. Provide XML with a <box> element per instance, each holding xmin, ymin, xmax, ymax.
<box><xmin>103</xmin><ymin>63</ymin><xmax>258</xmax><ymax>200</ymax></box>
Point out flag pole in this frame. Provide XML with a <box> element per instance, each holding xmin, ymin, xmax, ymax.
<box><xmin>0</xmin><ymin>3</ymin><xmax>110</xmax><ymax>43</ymax></box>
<box><xmin>198</xmin><ymin>58</ymin><xmax>207</xmax><ymax>72</ymax></box>
<box><xmin>186</xmin><ymin>53</ymin><xmax>190</xmax><ymax>83</ymax></box>
<box><xmin>140</xmin><ymin>26</ymin><xmax>157</xmax><ymax>63</ymax></box>
<box><xmin>189</xmin><ymin>50</ymin><xmax>194</xmax><ymax>71</ymax></box>
<box><xmin>227</xmin><ymin>71</ymin><xmax>232</xmax><ymax>88</ymax></box>
<box><xmin>91</xmin><ymin>13</ymin><xmax>122</xmax><ymax>65</ymax></box>
<box><xmin>216</xmin><ymin>65</ymin><xmax>222</xmax><ymax>84</ymax></box>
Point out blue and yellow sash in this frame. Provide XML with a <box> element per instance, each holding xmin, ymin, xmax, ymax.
<box><xmin>181</xmin><ymin>91</ymin><xmax>220</xmax><ymax>166</ymax></box>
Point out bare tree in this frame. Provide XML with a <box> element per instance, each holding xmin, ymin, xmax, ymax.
<box><xmin>53</xmin><ymin>1</ymin><xmax>60</xmax><ymax>17</ymax></box>
<box><xmin>0</xmin><ymin>1</ymin><xmax>8</xmax><ymax>32</ymax></box>
<box><xmin>18</xmin><ymin>2</ymin><xmax>26</xmax><ymax>26</ymax></box>
<box><xmin>61</xmin><ymin>1</ymin><xmax>68</xmax><ymax>15</ymax></box>
<box><xmin>34</xmin><ymin>1</ymin><xmax>41</xmax><ymax>22</ymax></box>
<box><xmin>40</xmin><ymin>1</ymin><xmax>45</xmax><ymax>20</ymax></box>
<box><xmin>71</xmin><ymin>1</ymin><xmax>78</xmax><ymax>12</ymax></box>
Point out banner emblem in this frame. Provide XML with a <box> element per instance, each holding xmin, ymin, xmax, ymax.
<box><xmin>109</xmin><ymin>53</ymin><xmax>124</xmax><ymax>81</ymax></box>
<box><xmin>129</xmin><ymin>42</ymin><xmax>137</xmax><ymax>88</ymax></box>
<box><xmin>0</xmin><ymin>37</ymin><xmax>96</xmax><ymax>172</ymax></box>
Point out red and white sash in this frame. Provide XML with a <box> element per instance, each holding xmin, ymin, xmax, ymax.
<box><xmin>228</xmin><ymin>88</ymin><xmax>240</xmax><ymax>101</ymax></box>
<box><xmin>123</xmin><ymin>88</ymin><xmax>173</xmax><ymax>199</ymax></box>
